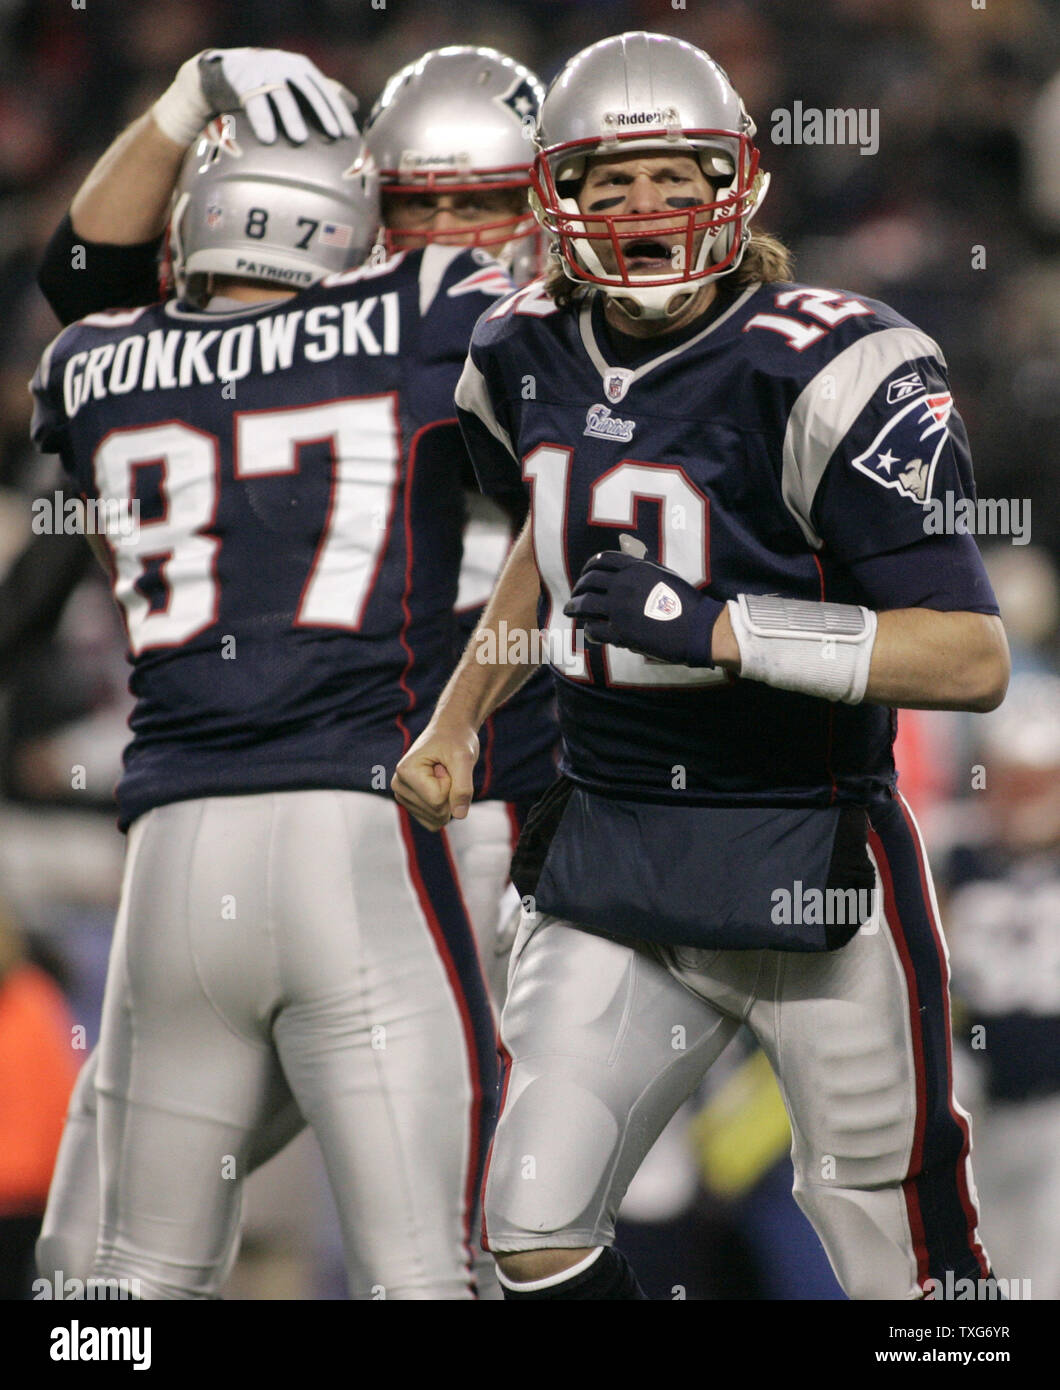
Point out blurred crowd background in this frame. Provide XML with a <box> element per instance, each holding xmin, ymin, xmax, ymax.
<box><xmin>0</xmin><ymin>0</ymin><xmax>1057</xmax><ymax>1300</ymax></box>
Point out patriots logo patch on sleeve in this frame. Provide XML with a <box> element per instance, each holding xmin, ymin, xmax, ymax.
<box><xmin>850</xmin><ymin>389</ymin><xmax>953</xmax><ymax>504</ymax></box>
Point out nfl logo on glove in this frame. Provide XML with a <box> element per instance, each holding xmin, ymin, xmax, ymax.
<box><xmin>644</xmin><ymin>583</ymin><xmax>682</xmax><ymax>620</ymax></box>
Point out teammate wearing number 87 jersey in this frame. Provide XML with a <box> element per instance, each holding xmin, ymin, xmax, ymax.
<box><xmin>395</xmin><ymin>31</ymin><xmax>1012</xmax><ymax>1299</ymax></box>
<box><xmin>30</xmin><ymin>93</ymin><xmax>510</xmax><ymax>1298</ymax></box>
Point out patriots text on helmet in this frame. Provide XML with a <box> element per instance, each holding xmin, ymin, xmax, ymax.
<box><xmin>233</xmin><ymin>259</ymin><xmax>314</xmax><ymax>283</ymax></box>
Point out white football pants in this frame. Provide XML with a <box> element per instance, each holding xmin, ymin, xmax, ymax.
<box><xmin>88</xmin><ymin>790</ymin><xmax>497</xmax><ymax>1299</ymax></box>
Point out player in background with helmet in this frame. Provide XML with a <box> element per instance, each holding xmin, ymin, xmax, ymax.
<box><xmin>364</xmin><ymin>47</ymin><xmax>556</xmax><ymax>1002</ymax></box>
<box><xmin>30</xmin><ymin>51</ymin><xmax>511</xmax><ymax>1300</ymax></box>
<box><xmin>394</xmin><ymin>31</ymin><xmax>1011</xmax><ymax>1299</ymax></box>
<box><xmin>367</xmin><ymin>46</ymin><xmax>545</xmax><ymax>283</ymax></box>
<box><xmin>31</xmin><ymin>44</ymin><xmax>556</xmax><ymax>1296</ymax></box>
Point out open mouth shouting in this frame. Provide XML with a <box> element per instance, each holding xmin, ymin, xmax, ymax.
<box><xmin>621</xmin><ymin>236</ymin><xmax>684</xmax><ymax>273</ymax></box>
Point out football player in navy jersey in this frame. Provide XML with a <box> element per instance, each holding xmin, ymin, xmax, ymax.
<box><xmin>30</xmin><ymin>48</ymin><xmax>557</xmax><ymax>1012</ymax></box>
<box><xmin>31</xmin><ymin>45</ymin><xmax>558</xmax><ymax>1299</ymax></box>
<box><xmin>30</xmin><ymin>50</ymin><xmax>516</xmax><ymax>1300</ymax></box>
<box><xmin>393</xmin><ymin>32</ymin><xmax>1012</xmax><ymax>1299</ymax></box>
<box><xmin>363</xmin><ymin>46</ymin><xmax>558</xmax><ymax>1003</ymax></box>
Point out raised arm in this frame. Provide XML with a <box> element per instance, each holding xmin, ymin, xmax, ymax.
<box><xmin>69</xmin><ymin>115</ymin><xmax>187</xmax><ymax>246</ymax></box>
<box><xmin>39</xmin><ymin>48</ymin><xmax>355</xmax><ymax>323</ymax></box>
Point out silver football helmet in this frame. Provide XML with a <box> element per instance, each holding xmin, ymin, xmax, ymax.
<box><xmin>531</xmin><ymin>31</ymin><xmax>770</xmax><ymax>318</ymax></box>
<box><xmin>365</xmin><ymin>46</ymin><xmax>545</xmax><ymax>284</ymax></box>
<box><xmin>168</xmin><ymin>110</ymin><xmax>380</xmax><ymax>305</ymax></box>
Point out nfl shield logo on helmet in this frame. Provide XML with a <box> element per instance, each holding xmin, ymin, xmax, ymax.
<box><xmin>604</xmin><ymin>368</ymin><xmax>634</xmax><ymax>403</ymax></box>
<box><xmin>205</xmin><ymin>202</ymin><xmax>224</xmax><ymax>230</ymax></box>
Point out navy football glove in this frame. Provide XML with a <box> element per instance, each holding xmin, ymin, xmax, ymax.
<box><xmin>564</xmin><ymin>550</ymin><xmax>724</xmax><ymax>667</ymax></box>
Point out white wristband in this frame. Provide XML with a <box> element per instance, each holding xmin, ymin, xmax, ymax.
<box><xmin>150</xmin><ymin>51</ymin><xmax>212</xmax><ymax>146</ymax></box>
<box><xmin>727</xmin><ymin>594</ymin><xmax>878</xmax><ymax>704</ymax></box>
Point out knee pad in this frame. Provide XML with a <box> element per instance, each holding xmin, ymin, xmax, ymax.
<box><xmin>498</xmin><ymin>1246</ymin><xmax>646</xmax><ymax>1300</ymax></box>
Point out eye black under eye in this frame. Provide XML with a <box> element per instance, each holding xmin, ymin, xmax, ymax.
<box><xmin>665</xmin><ymin>197</ymin><xmax>700</xmax><ymax>209</ymax></box>
<box><xmin>587</xmin><ymin>196</ymin><xmax>626</xmax><ymax>212</ymax></box>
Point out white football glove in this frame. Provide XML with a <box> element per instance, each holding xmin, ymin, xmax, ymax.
<box><xmin>151</xmin><ymin>47</ymin><xmax>356</xmax><ymax>146</ymax></box>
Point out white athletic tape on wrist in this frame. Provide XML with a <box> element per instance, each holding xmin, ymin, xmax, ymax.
<box><xmin>728</xmin><ymin>593</ymin><xmax>878</xmax><ymax>704</ymax></box>
<box><xmin>150</xmin><ymin>51</ymin><xmax>212</xmax><ymax>146</ymax></box>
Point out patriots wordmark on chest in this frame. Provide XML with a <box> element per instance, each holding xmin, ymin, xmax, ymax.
<box><xmin>584</xmin><ymin>404</ymin><xmax>636</xmax><ymax>443</ymax></box>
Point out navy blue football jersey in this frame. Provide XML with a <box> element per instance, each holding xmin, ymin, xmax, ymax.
<box><xmin>457</xmin><ymin>277</ymin><xmax>998</xmax><ymax>808</ymax></box>
<box><xmin>31</xmin><ymin>246</ymin><xmax>515</xmax><ymax>828</ymax></box>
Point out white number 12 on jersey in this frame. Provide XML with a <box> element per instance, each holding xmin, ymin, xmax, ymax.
<box><xmin>524</xmin><ymin>444</ymin><xmax>727</xmax><ymax>689</ymax></box>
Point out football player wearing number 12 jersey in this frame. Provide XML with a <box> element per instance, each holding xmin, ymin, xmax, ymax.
<box><xmin>394</xmin><ymin>32</ymin><xmax>1012</xmax><ymax>1299</ymax></box>
<box><xmin>29</xmin><ymin>52</ymin><xmax>515</xmax><ymax>1299</ymax></box>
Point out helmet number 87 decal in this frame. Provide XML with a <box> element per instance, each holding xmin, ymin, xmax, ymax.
<box><xmin>243</xmin><ymin>209</ymin><xmax>323</xmax><ymax>250</ymax></box>
<box><xmin>245</xmin><ymin>207</ymin><xmax>268</xmax><ymax>239</ymax></box>
<box><xmin>743</xmin><ymin>288</ymin><xmax>872</xmax><ymax>352</ymax></box>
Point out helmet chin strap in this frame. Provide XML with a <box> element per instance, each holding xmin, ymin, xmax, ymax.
<box><xmin>608</xmin><ymin>282</ymin><xmax>700</xmax><ymax>321</ymax></box>
<box><xmin>168</xmin><ymin>192</ymin><xmax>191</xmax><ymax>300</ymax></box>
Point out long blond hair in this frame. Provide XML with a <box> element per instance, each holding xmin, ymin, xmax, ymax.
<box><xmin>542</xmin><ymin>230</ymin><xmax>794</xmax><ymax>309</ymax></box>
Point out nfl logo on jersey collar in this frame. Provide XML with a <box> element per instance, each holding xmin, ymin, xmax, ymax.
<box><xmin>584</xmin><ymin>403</ymin><xmax>636</xmax><ymax>443</ymax></box>
<box><xmin>603</xmin><ymin>368</ymin><xmax>635</xmax><ymax>403</ymax></box>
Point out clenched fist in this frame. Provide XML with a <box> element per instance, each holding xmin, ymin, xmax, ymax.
<box><xmin>391</xmin><ymin>719</ymin><xmax>480</xmax><ymax>831</ymax></box>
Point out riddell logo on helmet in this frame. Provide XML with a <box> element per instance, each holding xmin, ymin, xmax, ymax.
<box><xmin>603</xmin><ymin>106</ymin><xmax>680</xmax><ymax>129</ymax></box>
<box><xmin>398</xmin><ymin>151</ymin><xmax>468</xmax><ymax>170</ymax></box>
